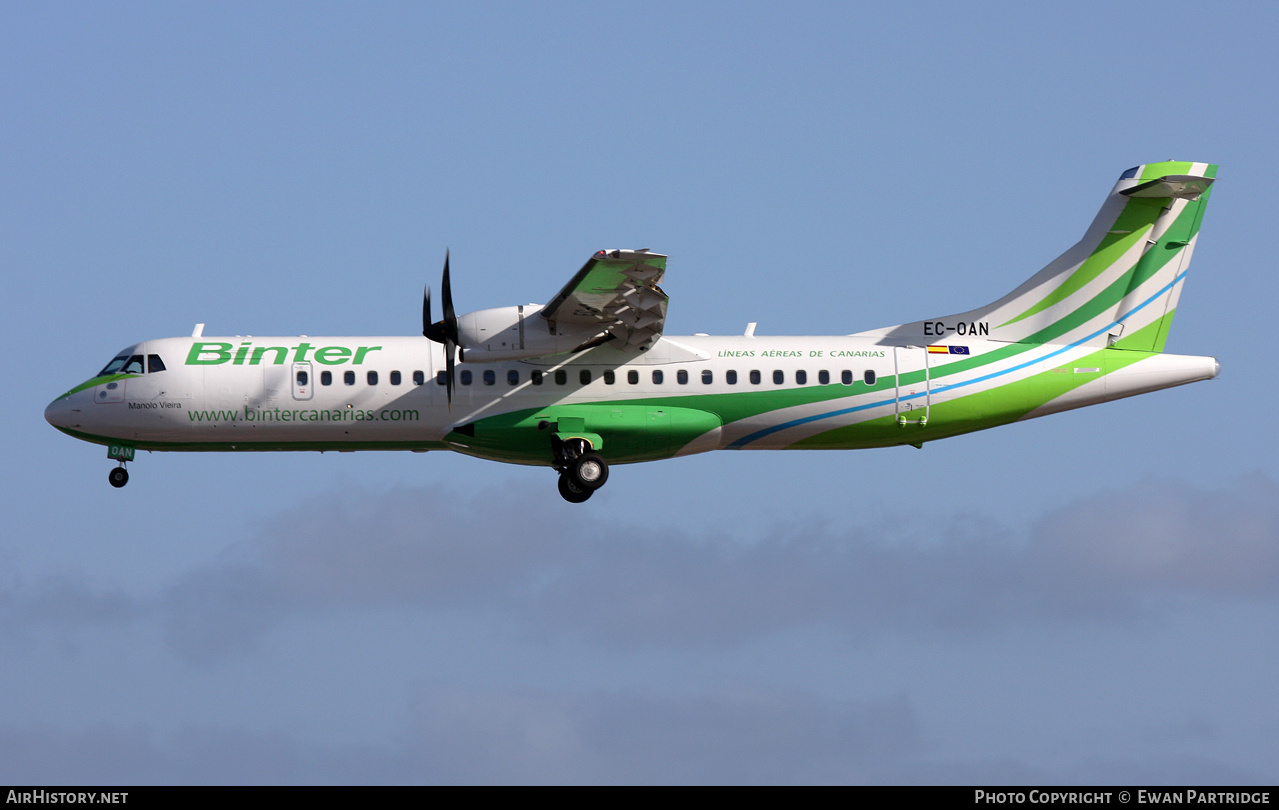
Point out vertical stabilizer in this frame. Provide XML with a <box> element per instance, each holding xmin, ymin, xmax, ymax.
<box><xmin>861</xmin><ymin>161</ymin><xmax>1216</xmax><ymax>351</ymax></box>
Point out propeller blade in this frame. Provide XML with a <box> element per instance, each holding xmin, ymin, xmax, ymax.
<box><xmin>444</xmin><ymin>339</ymin><xmax>455</xmax><ymax>410</ymax></box>
<box><xmin>422</xmin><ymin>284</ymin><xmax>433</xmax><ymax>338</ymax></box>
<box><xmin>441</xmin><ymin>249</ymin><xmax>458</xmax><ymax>345</ymax></box>
<box><xmin>423</xmin><ymin>251</ymin><xmax>459</xmax><ymax>346</ymax></box>
<box><xmin>422</xmin><ymin>250</ymin><xmax>459</xmax><ymax>408</ymax></box>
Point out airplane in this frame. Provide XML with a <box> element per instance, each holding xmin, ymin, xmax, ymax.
<box><xmin>45</xmin><ymin>160</ymin><xmax>1219</xmax><ymax>503</ymax></box>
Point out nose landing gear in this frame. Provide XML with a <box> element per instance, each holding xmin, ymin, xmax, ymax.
<box><xmin>106</xmin><ymin>445</ymin><xmax>135</xmax><ymax>489</ymax></box>
<box><xmin>108</xmin><ymin>464</ymin><xmax>129</xmax><ymax>488</ymax></box>
<box><xmin>554</xmin><ymin>438</ymin><xmax>609</xmax><ymax>503</ymax></box>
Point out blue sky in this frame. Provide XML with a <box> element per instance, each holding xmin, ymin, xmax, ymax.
<box><xmin>4</xmin><ymin>1</ymin><xmax>1278</xmax><ymax>784</ymax></box>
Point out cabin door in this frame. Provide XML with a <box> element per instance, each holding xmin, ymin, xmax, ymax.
<box><xmin>893</xmin><ymin>346</ymin><xmax>930</xmax><ymax>426</ymax></box>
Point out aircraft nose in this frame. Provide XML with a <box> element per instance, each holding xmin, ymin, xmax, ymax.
<box><xmin>44</xmin><ymin>395</ymin><xmax>78</xmax><ymax>430</ymax></box>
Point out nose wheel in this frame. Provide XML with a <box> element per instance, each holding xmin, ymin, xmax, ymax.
<box><xmin>108</xmin><ymin>464</ymin><xmax>129</xmax><ymax>488</ymax></box>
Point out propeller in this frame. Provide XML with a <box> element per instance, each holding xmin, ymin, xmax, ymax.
<box><xmin>423</xmin><ymin>250</ymin><xmax>459</xmax><ymax>408</ymax></box>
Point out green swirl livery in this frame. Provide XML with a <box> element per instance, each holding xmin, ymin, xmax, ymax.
<box><xmin>46</xmin><ymin>162</ymin><xmax>1219</xmax><ymax>502</ymax></box>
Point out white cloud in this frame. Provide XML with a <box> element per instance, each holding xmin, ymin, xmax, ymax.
<box><xmin>238</xmin><ymin>475</ymin><xmax>1279</xmax><ymax>646</ymax></box>
<box><xmin>5</xmin><ymin>475</ymin><xmax>1277</xmax><ymax>661</ymax></box>
<box><xmin>1029</xmin><ymin>473</ymin><xmax>1279</xmax><ymax>595</ymax></box>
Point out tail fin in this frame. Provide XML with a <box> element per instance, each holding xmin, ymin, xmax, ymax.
<box><xmin>863</xmin><ymin>161</ymin><xmax>1216</xmax><ymax>352</ymax></box>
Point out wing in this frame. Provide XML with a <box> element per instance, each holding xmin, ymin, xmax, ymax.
<box><xmin>541</xmin><ymin>249</ymin><xmax>668</xmax><ymax>351</ymax></box>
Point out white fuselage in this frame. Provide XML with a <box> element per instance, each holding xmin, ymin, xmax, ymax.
<box><xmin>45</xmin><ymin>333</ymin><xmax>1217</xmax><ymax>463</ymax></box>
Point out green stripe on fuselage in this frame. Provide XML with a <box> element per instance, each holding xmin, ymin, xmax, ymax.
<box><xmin>446</xmin><ymin>403</ymin><xmax>723</xmax><ymax>465</ymax></box>
<box><xmin>56</xmin><ymin>373</ymin><xmax>139</xmax><ymax>400</ymax></box>
<box><xmin>791</xmin><ymin>320</ymin><xmax>1167</xmax><ymax>450</ymax></box>
<box><xmin>48</xmin><ymin>424</ymin><xmax>450</xmax><ymax>453</ymax></box>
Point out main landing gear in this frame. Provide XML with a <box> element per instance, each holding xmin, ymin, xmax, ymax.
<box><xmin>108</xmin><ymin>463</ymin><xmax>129</xmax><ymax>488</ymax></box>
<box><xmin>554</xmin><ymin>439</ymin><xmax>609</xmax><ymax>503</ymax></box>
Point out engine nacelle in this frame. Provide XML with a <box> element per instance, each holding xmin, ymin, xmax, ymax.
<box><xmin>456</xmin><ymin>305</ymin><xmax>600</xmax><ymax>362</ymax></box>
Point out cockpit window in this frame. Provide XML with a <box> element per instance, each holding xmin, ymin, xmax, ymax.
<box><xmin>98</xmin><ymin>355</ymin><xmax>131</xmax><ymax>376</ymax></box>
<box><xmin>98</xmin><ymin>353</ymin><xmax>157</xmax><ymax>375</ymax></box>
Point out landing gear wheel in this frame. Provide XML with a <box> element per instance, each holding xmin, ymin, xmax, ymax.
<box><xmin>108</xmin><ymin>467</ymin><xmax>129</xmax><ymax>488</ymax></box>
<box><xmin>570</xmin><ymin>452</ymin><xmax>609</xmax><ymax>490</ymax></box>
<box><xmin>558</xmin><ymin>473</ymin><xmax>592</xmax><ymax>503</ymax></box>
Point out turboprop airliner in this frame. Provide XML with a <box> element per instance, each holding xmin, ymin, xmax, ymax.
<box><xmin>45</xmin><ymin>161</ymin><xmax>1219</xmax><ymax>503</ymax></box>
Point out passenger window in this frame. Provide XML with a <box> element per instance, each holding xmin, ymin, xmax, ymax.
<box><xmin>532</xmin><ymin>370</ymin><xmax>543</xmax><ymax>385</ymax></box>
<box><xmin>652</xmin><ymin>370</ymin><xmax>664</xmax><ymax>384</ymax></box>
<box><xmin>864</xmin><ymin>370</ymin><xmax>876</xmax><ymax>386</ymax></box>
<box><xmin>726</xmin><ymin>370</ymin><xmax>738</xmax><ymax>385</ymax></box>
<box><xmin>460</xmin><ymin>370</ymin><xmax>472</xmax><ymax>385</ymax></box>
<box><xmin>702</xmin><ymin>370</ymin><xmax>713</xmax><ymax>384</ymax></box>
<box><xmin>321</xmin><ymin>371</ymin><xmax>332</xmax><ymax>386</ymax></box>
<box><xmin>483</xmin><ymin>369</ymin><xmax>496</xmax><ymax>386</ymax></box>
<box><xmin>818</xmin><ymin>370</ymin><xmax>830</xmax><ymax>385</ymax></box>
<box><xmin>508</xmin><ymin>370</ymin><xmax>519</xmax><ymax>385</ymax></box>
<box><xmin>123</xmin><ymin>355</ymin><xmax>144</xmax><ymax>374</ymax></box>
<box><xmin>627</xmin><ymin>370</ymin><xmax>639</xmax><ymax>384</ymax></box>
<box><xmin>841</xmin><ymin>370</ymin><xmax>853</xmax><ymax>385</ymax></box>
<box><xmin>390</xmin><ymin>370</ymin><xmax>401</xmax><ymax>385</ymax></box>
<box><xmin>796</xmin><ymin>370</ymin><xmax>807</xmax><ymax>385</ymax></box>
<box><xmin>297</xmin><ymin>370</ymin><xmax>309</xmax><ymax>386</ymax></box>
<box><xmin>555</xmin><ymin>370</ymin><xmax>567</xmax><ymax>385</ymax></box>
<box><xmin>344</xmin><ymin>370</ymin><xmax>356</xmax><ymax>385</ymax></box>
<box><xmin>147</xmin><ymin>355</ymin><xmax>166</xmax><ymax>373</ymax></box>
<box><xmin>772</xmin><ymin>370</ymin><xmax>783</xmax><ymax>385</ymax></box>
<box><xmin>580</xmin><ymin>370</ymin><xmax>592</xmax><ymax>385</ymax></box>
<box><xmin>677</xmin><ymin>370</ymin><xmax>688</xmax><ymax>385</ymax></box>
<box><xmin>367</xmin><ymin>371</ymin><xmax>378</xmax><ymax>385</ymax></box>
<box><xmin>603</xmin><ymin>370</ymin><xmax>615</xmax><ymax>385</ymax></box>
<box><xmin>750</xmin><ymin>370</ymin><xmax>761</xmax><ymax>385</ymax></box>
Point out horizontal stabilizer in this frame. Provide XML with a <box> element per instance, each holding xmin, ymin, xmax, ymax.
<box><xmin>1120</xmin><ymin>174</ymin><xmax>1214</xmax><ymax>200</ymax></box>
